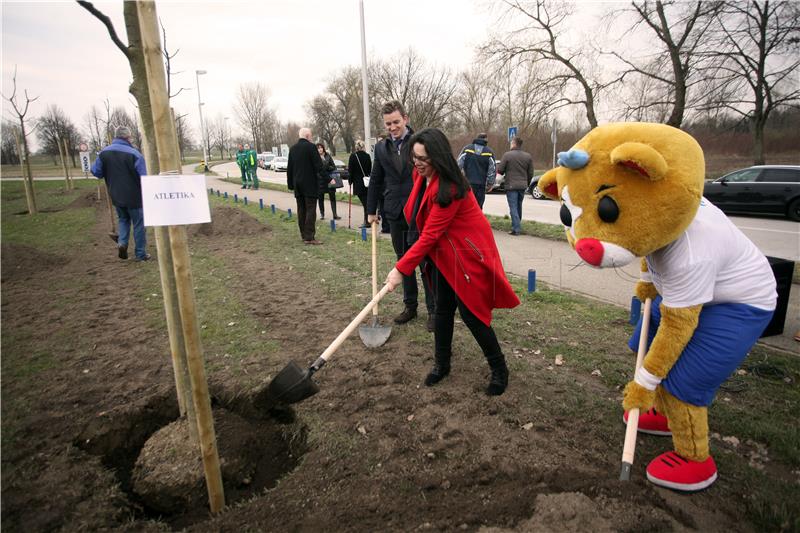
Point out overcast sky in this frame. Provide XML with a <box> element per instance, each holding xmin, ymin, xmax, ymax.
<box><xmin>2</xmin><ymin>0</ymin><xmax>496</xmax><ymax>143</ymax></box>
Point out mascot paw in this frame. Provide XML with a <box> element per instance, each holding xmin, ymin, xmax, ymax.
<box><xmin>622</xmin><ymin>380</ymin><xmax>656</xmax><ymax>411</ymax></box>
<box><xmin>646</xmin><ymin>451</ymin><xmax>717</xmax><ymax>491</ymax></box>
<box><xmin>635</xmin><ymin>281</ymin><xmax>659</xmax><ymax>303</ymax></box>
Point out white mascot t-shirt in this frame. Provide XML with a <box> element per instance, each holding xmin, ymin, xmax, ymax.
<box><xmin>645</xmin><ymin>199</ymin><xmax>777</xmax><ymax>311</ymax></box>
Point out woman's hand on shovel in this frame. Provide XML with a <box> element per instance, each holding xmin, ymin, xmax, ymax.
<box><xmin>386</xmin><ymin>267</ymin><xmax>403</xmax><ymax>292</ymax></box>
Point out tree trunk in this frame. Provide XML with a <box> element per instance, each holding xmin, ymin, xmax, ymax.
<box><xmin>123</xmin><ymin>1</ymin><xmax>159</xmax><ymax>174</ymax></box>
<box><xmin>752</xmin><ymin>117</ymin><xmax>766</xmax><ymax>165</ymax></box>
<box><xmin>57</xmin><ymin>135</ymin><xmax>70</xmax><ymax>192</ymax></box>
<box><xmin>15</xmin><ymin>123</ymin><xmax>37</xmax><ymax>215</ymax></box>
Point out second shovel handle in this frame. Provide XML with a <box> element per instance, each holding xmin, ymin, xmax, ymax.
<box><xmin>621</xmin><ymin>297</ymin><xmax>653</xmax><ymax>466</ymax></box>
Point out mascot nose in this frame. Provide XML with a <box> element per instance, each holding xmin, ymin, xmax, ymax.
<box><xmin>575</xmin><ymin>238</ymin><xmax>604</xmax><ymax>266</ymax></box>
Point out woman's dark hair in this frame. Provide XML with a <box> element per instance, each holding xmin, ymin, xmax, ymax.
<box><xmin>315</xmin><ymin>142</ymin><xmax>327</xmax><ymax>154</ymax></box>
<box><xmin>408</xmin><ymin>128</ymin><xmax>468</xmax><ymax>207</ymax></box>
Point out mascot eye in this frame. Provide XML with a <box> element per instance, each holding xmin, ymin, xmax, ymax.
<box><xmin>597</xmin><ymin>196</ymin><xmax>619</xmax><ymax>223</ymax></box>
<box><xmin>560</xmin><ymin>203</ymin><xmax>573</xmax><ymax>227</ymax></box>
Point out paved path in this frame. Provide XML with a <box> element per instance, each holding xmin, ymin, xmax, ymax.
<box><xmin>194</xmin><ymin>162</ymin><xmax>799</xmax><ymax>354</ymax></box>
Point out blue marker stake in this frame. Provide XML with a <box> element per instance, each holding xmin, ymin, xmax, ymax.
<box><xmin>527</xmin><ymin>269</ymin><xmax>537</xmax><ymax>293</ymax></box>
<box><xmin>629</xmin><ymin>297</ymin><xmax>642</xmax><ymax>325</ymax></box>
<box><xmin>330</xmin><ymin>219</ymin><xmax>336</xmax><ymax>232</ymax></box>
<box><xmin>234</xmin><ymin>194</ymin><xmax>238</xmax><ymax>203</ymax></box>
<box><xmin>287</xmin><ymin>208</ymin><xmax>292</xmax><ymax>218</ymax></box>
<box><xmin>271</xmin><ymin>204</ymin><xmax>276</xmax><ymax>214</ymax></box>
<box><xmin>259</xmin><ymin>198</ymin><xmax>263</xmax><ymax>210</ymax></box>
<box><xmin>361</xmin><ymin>227</ymin><xmax>367</xmax><ymax>241</ymax></box>
<box><xmin>224</xmin><ymin>191</ymin><xmax>228</xmax><ymax>199</ymax></box>
<box><xmin>216</xmin><ymin>189</ymin><xmax>220</xmax><ymax>197</ymax></box>
<box><xmin>244</xmin><ymin>197</ymin><xmax>248</xmax><ymax>206</ymax></box>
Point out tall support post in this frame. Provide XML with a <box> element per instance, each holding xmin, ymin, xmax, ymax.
<box><xmin>63</xmin><ymin>138</ymin><xmax>74</xmax><ymax>190</ymax></box>
<box><xmin>57</xmin><ymin>135</ymin><xmax>70</xmax><ymax>193</ymax></box>
<box><xmin>14</xmin><ymin>129</ymin><xmax>37</xmax><ymax>214</ymax></box>
<box><xmin>136</xmin><ymin>0</ymin><xmax>224</xmax><ymax>513</ymax></box>
<box><xmin>359</xmin><ymin>0</ymin><xmax>371</xmax><ymax>151</ymax></box>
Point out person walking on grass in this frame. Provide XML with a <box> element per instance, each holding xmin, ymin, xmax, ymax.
<box><xmin>457</xmin><ymin>132</ymin><xmax>496</xmax><ymax>209</ymax></box>
<box><xmin>348</xmin><ymin>139</ymin><xmax>372</xmax><ymax>228</ymax></box>
<box><xmin>497</xmin><ymin>136</ymin><xmax>534</xmax><ymax>236</ymax></box>
<box><xmin>91</xmin><ymin>126</ymin><xmax>150</xmax><ymax>261</ymax></box>
<box><xmin>366</xmin><ymin>100</ymin><xmax>435</xmax><ymax>330</ymax></box>
<box><xmin>236</xmin><ymin>143</ymin><xmax>249</xmax><ymax>189</ymax></box>
<box><xmin>287</xmin><ymin>127</ymin><xmax>325</xmax><ymax>245</ymax></box>
<box><xmin>385</xmin><ymin>128</ymin><xmax>520</xmax><ymax>395</ymax></box>
<box><xmin>245</xmin><ymin>143</ymin><xmax>259</xmax><ymax>190</ymax></box>
<box><xmin>316</xmin><ymin>143</ymin><xmax>340</xmax><ymax>220</ymax></box>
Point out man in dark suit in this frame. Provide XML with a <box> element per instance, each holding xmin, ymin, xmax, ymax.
<box><xmin>287</xmin><ymin>127</ymin><xmax>325</xmax><ymax>244</ymax></box>
<box><xmin>366</xmin><ymin>101</ymin><xmax>434</xmax><ymax>329</ymax></box>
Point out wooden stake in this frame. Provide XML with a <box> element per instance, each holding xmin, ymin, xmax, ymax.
<box><xmin>136</xmin><ymin>0</ymin><xmax>224</xmax><ymax>513</ymax></box>
<box><xmin>57</xmin><ymin>135</ymin><xmax>70</xmax><ymax>193</ymax></box>
<box><xmin>63</xmin><ymin>138</ymin><xmax>74</xmax><ymax>190</ymax></box>
<box><xmin>14</xmin><ymin>129</ymin><xmax>37</xmax><ymax>214</ymax></box>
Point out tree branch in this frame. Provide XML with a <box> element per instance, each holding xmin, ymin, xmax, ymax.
<box><xmin>75</xmin><ymin>1</ymin><xmax>130</xmax><ymax>59</ymax></box>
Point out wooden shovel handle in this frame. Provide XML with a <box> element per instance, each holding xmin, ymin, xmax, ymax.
<box><xmin>371</xmin><ymin>220</ymin><xmax>379</xmax><ymax>317</ymax></box>
<box><xmin>318</xmin><ymin>283</ymin><xmax>392</xmax><ymax>364</ymax></box>
<box><xmin>621</xmin><ymin>297</ymin><xmax>653</xmax><ymax>467</ymax></box>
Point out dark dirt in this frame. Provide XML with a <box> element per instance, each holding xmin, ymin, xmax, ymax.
<box><xmin>0</xmin><ymin>200</ymin><xmax>766</xmax><ymax>532</ymax></box>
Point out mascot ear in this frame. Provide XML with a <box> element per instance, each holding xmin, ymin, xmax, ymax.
<box><xmin>610</xmin><ymin>142</ymin><xmax>668</xmax><ymax>181</ymax></box>
<box><xmin>538</xmin><ymin>169</ymin><xmax>560</xmax><ymax>200</ymax></box>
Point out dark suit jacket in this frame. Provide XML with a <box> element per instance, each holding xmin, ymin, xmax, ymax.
<box><xmin>287</xmin><ymin>138</ymin><xmax>324</xmax><ymax>199</ymax></box>
<box><xmin>366</xmin><ymin>127</ymin><xmax>415</xmax><ymax>221</ymax></box>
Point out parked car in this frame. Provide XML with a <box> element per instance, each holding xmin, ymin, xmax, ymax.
<box><xmin>333</xmin><ymin>159</ymin><xmax>350</xmax><ymax>181</ymax></box>
<box><xmin>271</xmin><ymin>156</ymin><xmax>289</xmax><ymax>172</ymax></box>
<box><xmin>258</xmin><ymin>153</ymin><xmax>275</xmax><ymax>170</ymax></box>
<box><xmin>703</xmin><ymin>165</ymin><xmax>800</xmax><ymax>221</ymax></box>
<box><xmin>527</xmin><ymin>175</ymin><xmax>546</xmax><ymax>200</ymax></box>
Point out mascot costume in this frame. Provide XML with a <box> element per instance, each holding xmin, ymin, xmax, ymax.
<box><xmin>538</xmin><ymin>123</ymin><xmax>777</xmax><ymax>491</ymax></box>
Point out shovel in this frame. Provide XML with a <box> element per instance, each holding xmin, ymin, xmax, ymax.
<box><xmin>104</xmin><ymin>183</ymin><xmax>119</xmax><ymax>243</ymax></box>
<box><xmin>263</xmin><ymin>283</ymin><xmax>393</xmax><ymax>405</ymax></box>
<box><xmin>620</xmin><ymin>297</ymin><xmax>653</xmax><ymax>481</ymax></box>
<box><xmin>358</xmin><ymin>220</ymin><xmax>392</xmax><ymax>348</ymax></box>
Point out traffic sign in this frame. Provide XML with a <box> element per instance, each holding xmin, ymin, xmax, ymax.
<box><xmin>80</xmin><ymin>151</ymin><xmax>91</xmax><ymax>173</ymax></box>
<box><xmin>79</xmin><ymin>142</ymin><xmax>89</xmax><ymax>152</ymax></box>
<box><xmin>508</xmin><ymin>126</ymin><xmax>518</xmax><ymax>144</ymax></box>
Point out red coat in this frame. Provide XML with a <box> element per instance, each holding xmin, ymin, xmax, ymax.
<box><xmin>396</xmin><ymin>170</ymin><xmax>520</xmax><ymax>325</ymax></box>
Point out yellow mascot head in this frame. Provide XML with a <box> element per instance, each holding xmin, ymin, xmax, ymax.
<box><xmin>538</xmin><ymin>122</ymin><xmax>705</xmax><ymax>268</ymax></box>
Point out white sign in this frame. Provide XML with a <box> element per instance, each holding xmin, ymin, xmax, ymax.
<box><xmin>79</xmin><ymin>151</ymin><xmax>91</xmax><ymax>173</ymax></box>
<box><xmin>141</xmin><ymin>174</ymin><xmax>211</xmax><ymax>227</ymax></box>
<box><xmin>508</xmin><ymin>126</ymin><xmax>518</xmax><ymax>144</ymax></box>
<box><xmin>280</xmin><ymin>143</ymin><xmax>289</xmax><ymax>157</ymax></box>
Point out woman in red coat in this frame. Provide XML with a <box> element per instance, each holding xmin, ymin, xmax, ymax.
<box><xmin>386</xmin><ymin>128</ymin><xmax>520</xmax><ymax>395</ymax></box>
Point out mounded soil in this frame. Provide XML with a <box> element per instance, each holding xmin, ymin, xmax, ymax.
<box><xmin>0</xmin><ymin>196</ymin><xmax>769</xmax><ymax>531</ymax></box>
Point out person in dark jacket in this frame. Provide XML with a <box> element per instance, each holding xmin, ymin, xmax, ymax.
<box><xmin>347</xmin><ymin>139</ymin><xmax>372</xmax><ymax>228</ymax></box>
<box><xmin>366</xmin><ymin>100</ymin><xmax>434</xmax><ymax>329</ymax></box>
<box><xmin>497</xmin><ymin>136</ymin><xmax>534</xmax><ymax>236</ymax></box>
<box><xmin>457</xmin><ymin>133</ymin><xmax>496</xmax><ymax>208</ymax></box>
<box><xmin>287</xmin><ymin>127</ymin><xmax>325</xmax><ymax>245</ymax></box>
<box><xmin>316</xmin><ymin>143</ymin><xmax>340</xmax><ymax>220</ymax></box>
<box><xmin>385</xmin><ymin>128</ymin><xmax>520</xmax><ymax>395</ymax></box>
<box><xmin>91</xmin><ymin>126</ymin><xmax>149</xmax><ymax>261</ymax></box>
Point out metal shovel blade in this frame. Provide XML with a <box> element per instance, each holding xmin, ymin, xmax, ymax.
<box><xmin>262</xmin><ymin>360</ymin><xmax>320</xmax><ymax>405</ymax></box>
<box><xmin>358</xmin><ymin>316</ymin><xmax>392</xmax><ymax>348</ymax></box>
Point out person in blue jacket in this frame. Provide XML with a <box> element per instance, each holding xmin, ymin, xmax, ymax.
<box><xmin>91</xmin><ymin>126</ymin><xmax>150</xmax><ymax>261</ymax></box>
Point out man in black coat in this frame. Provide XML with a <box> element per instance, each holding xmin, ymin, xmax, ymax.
<box><xmin>366</xmin><ymin>100</ymin><xmax>434</xmax><ymax>329</ymax></box>
<box><xmin>287</xmin><ymin>127</ymin><xmax>325</xmax><ymax>244</ymax></box>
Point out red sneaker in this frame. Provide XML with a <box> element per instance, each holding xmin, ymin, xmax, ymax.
<box><xmin>646</xmin><ymin>451</ymin><xmax>718</xmax><ymax>491</ymax></box>
<box><xmin>622</xmin><ymin>408</ymin><xmax>671</xmax><ymax>436</ymax></box>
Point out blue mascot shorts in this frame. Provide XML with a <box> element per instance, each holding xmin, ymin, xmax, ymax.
<box><xmin>629</xmin><ymin>296</ymin><xmax>774</xmax><ymax>407</ymax></box>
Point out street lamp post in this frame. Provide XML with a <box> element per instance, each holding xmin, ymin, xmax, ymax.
<box><xmin>359</xmin><ymin>0</ymin><xmax>371</xmax><ymax>152</ymax></box>
<box><xmin>195</xmin><ymin>69</ymin><xmax>209</xmax><ymax>172</ymax></box>
<box><xmin>224</xmin><ymin>116</ymin><xmax>230</xmax><ymax>159</ymax></box>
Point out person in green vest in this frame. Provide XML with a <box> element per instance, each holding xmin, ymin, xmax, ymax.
<box><xmin>245</xmin><ymin>143</ymin><xmax>259</xmax><ymax>190</ymax></box>
<box><xmin>235</xmin><ymin>143</ymin><xmax>249</xmax><ymax>189</ymax></box>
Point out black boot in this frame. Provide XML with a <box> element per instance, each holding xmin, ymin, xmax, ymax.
<box><xmin>486</xmin><ymin>356</ymin><xmax>508</xmax><ymax>396</ymax></box>
<box><xmin>425</xmin><ymin>353</ymin><xmax>451</xmax><ymax>386</ymax></box>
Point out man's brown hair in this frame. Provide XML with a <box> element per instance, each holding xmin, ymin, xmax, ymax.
<box><xmin>381</xmin><ymin>100</ymin><xmax>406</xmax><ymax>117</ymax></box>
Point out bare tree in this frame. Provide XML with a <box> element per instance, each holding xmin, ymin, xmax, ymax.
<box><xmin>706</xmin><ymin>0</ymin><xmax>800</xmax><ymax>164</ymax></box>
<box><xmin>453</xmin><ymin>63</ymin><xmax>504</xmax><ymax>134</ymax></box>
<box><xmin>306</xmin><ymin>95</ymin><xmax>339</xmax><ymax>151</ymax></box>
<box><xmin>234</xmin><ymin>82</ymin><xmax>270</xmax><ymax>151</ymax></box>
<box><xmin>327</xmin><ymin>66</ymin><xmax>362</xmax><ymax>153</ymax></box>
<box><xmin>209</xmin><ymin>114</ymin><xmax>231</xmax><ymax>159</ymax></box>
<box><xmin>1</xmin><ymin>119</ymin><xmax>20</xmax><ymax>165</ymax></box>
<box><xmin>483</xmin><ymin>0</ymin><xmax>606</xmax><ymax>129</ymax></box>
<box><xmin>609</xmin><ymin>1</ymin><xmax>723</xmax><ymax>128</ymax></box>
<box><xmin>36</xmin><ymin>105</ymin><xmax>78</xmax><ymax>164</ymax></box>
<box><xmin>2</xmin><ymin>65</ymin><xmax>38</xmax><ymax>214</ymax></box>
<box><xmin>174</xmin><ymin>112</ymin><xmax>193</xmax><ymax>162</ymax></box>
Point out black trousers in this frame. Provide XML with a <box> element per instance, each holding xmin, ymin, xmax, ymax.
<box><xmin>430</xmin><ymin>263</ymin><xmax>503</xmax><ymax>364</ymax></box>
<box><xmin>356</xmin><ymin>191</ymin><xmax>368</xmax><ymax>224</ymax></box>
<box><xmin>389</xmin><ymin>217</ymin><xmax>434</xmax><ymax>313</ymax></box>
<box><xmin>318</xmin><ymin>189</ymin><xmax>337</xmax><ymax>217</ymax></box>
<box><xmin>296</xmin><ymin>196</ymin><xmax>317</xmax><ymax>241</ymax></box>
